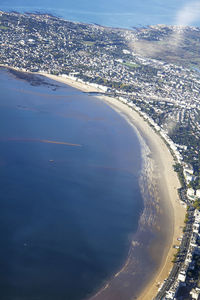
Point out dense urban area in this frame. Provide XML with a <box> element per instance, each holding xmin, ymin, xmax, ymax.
<box><xmin>1</xmin><ymin>10</ymin><xmax>200</xmax><ymax>300</ymax></box>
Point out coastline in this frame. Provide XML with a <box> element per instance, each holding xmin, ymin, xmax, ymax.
<box><xmin>43</xmin><ymin>74</ymin><xmax>186</xmax><ymax>299</ymax></box>
<box><xmin>99</xmin><ymin>95</ymin><xmax>186</xmax><ymax>300</ymax></box>
<box><xmin>2</xmin><ymin>67</ymin><xmax>186</xmax><ymax>299</ymax></box>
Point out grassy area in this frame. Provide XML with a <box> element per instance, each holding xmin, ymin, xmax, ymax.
<box><xmin>193</xmin><ymin>199</ymin><xmax>200</xmax><ymax>210</ymax></box>
<box><xmin>172</xmin><ymin>248</ymin><xmax>181</xmax><ymax>263</ymax></box>
<box><xmin>184</xmin><ymin>212</ymin><xmax>189</xmax><ymax>224</ymax></box>
<box><xmin>123</xmin><ymin>61</ymin><xmax>140</xmax><ymax>68</ymax></box>
<box><xmin>0</xmin><ymin>25</ymin><xmax>9</xmax><ymax>30</ymax></box>
<box><xmin>82</xmin><ymin>41</ymin><xmax>95</xmax><ymax>46</ymax></box>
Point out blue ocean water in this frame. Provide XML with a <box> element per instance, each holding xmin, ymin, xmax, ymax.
<box><xmin>1</xmin><ymin>0</ymin><xmax>200</xmax><ymax>28</ymax></box>
<box><xmin>0</xmin><ymin>68</ymin><xmax>143</xmax><ymax>300</ymax></box>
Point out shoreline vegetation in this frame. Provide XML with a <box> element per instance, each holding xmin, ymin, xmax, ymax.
<box><xmin>2</xmin><ymin>66</ymin><xmax>186</xmax><ymax>299</ymax></box>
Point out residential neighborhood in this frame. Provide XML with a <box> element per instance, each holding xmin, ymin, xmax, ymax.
<box><xmin>1</xmin><ymin>10</ymin><xmax>200</xmax><ymax>299</ymax></box>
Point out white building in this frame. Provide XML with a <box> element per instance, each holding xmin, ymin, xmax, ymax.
<box><xmin>190</xmin><ymin>288</ymin><xmax>200</xmax><ymax>300</ymax></box>
<box><xmin>196</xmin><ymin>189</ymin><xmax>200</xmax><ymax>199</ymax></box>
<box><xmin>194</xmin><ymin>210</ymin><xmax>200</xmax><ymax>222</ymax></box>
<box><xmin>178</xmin><ymin>271</ymin><xmax>186</xmax><ymax>282</ymax></box>
<box><xmin>187</xmin><ymin>188</ymin><xmax>195</xmax><ymax>201</ymax></box>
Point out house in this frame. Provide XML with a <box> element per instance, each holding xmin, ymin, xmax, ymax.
<box><xmin>187</xmin><ymin>188</ymin><xmax>195</xmax><ymax>201</ymax></box>
<box><xmin>190</xmin><ymin>288</ymin><xmax>200</xmax><ymax>300</ymax></box>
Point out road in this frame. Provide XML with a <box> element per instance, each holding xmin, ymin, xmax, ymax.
<box><xmin>155</xmin><ymin>205</ymin><xmax>194</xmax><ymax>299</ymax></box>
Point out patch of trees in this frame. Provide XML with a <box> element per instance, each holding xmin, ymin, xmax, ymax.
<box><xmin>173</xmin><ymin>163</ymin><xmax>186</xmax><ymax>188</ymax></box>
<box><xmin>193</xmin><ymin>199</ymin><xmax>200</xmax><ymax>210</ymax></box>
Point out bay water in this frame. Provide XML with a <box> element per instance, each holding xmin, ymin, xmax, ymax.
<box><xmin>0</xmin><ymin>68</ymin><xmax>143</xmax><ymax>300</ymax></box>
<box><xmin>0</xmin><ymin>0</ymin><xmax>199</xmax><ymax>29</ymax></box>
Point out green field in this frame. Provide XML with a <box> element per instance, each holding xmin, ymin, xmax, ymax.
<box><xmin>0</xmin><ymin>25</ymin><xmax>9</xmax><ymax>30</ymax></box>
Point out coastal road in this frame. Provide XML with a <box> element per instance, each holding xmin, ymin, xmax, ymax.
<box><xmin>155</xmin><ymin>207</ymin><xmax>194</xmax><ymax>299</ymax></box>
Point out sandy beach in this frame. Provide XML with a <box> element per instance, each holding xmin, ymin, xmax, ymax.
<box><xmin>43</xmin><ymin>74</ymin><xmax>186</xmax><ymax>300</ymax></box>
<box><xmin>43</xmin><ymin>74</ymin><xmax>103</xmax><ymax>93</ymax></box>
<box><xmin>98</xmin><ymin>95</ymin><xmax>186</xmax><ymax>300</ymax></box>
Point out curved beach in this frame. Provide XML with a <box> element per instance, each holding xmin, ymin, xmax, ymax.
<box><xmin>99</xmin><ymin>95</ymin><xmax>186</xmax><ymax>300</ymax></box>
<box><xmin>34</xmin><ymin>73</ymin><xmax>186</xmax><ymax>299</ymax></box>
